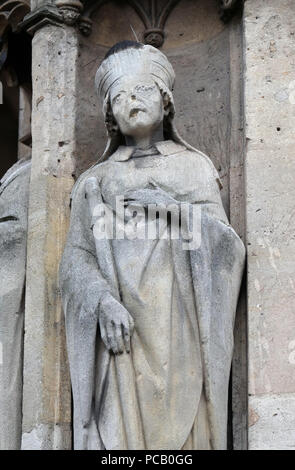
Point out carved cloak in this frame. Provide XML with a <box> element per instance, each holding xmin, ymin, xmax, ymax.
<box><xmin>0</xmin><ymin>160</ymin><xmax>31</xmax><ymax>450</ymax></box>
<box><xmin>60</xmin><ymin>141</ymin><xmax>245</xmax><ymax>450</ymax></box>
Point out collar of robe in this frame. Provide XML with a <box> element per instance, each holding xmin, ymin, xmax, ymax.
<box><xmin>109</xmin><ymin>140</ymin><xmax>186</xmax><ymax>162</ymax></box>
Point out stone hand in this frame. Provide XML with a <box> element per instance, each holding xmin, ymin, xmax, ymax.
<box><xmin>124</xmin><ymin>181</ymin><xmax>178</xmax><ymax>208</ymax></box>
<box><xmin>99</xmin><ymin>292</ymin><xmax>135</xmax><ymax>354</ymax></box>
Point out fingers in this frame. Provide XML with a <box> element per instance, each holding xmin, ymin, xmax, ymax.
<box><xmin>124</xmin><ymin>189</ymin><xmax>149</xmax><ymax>206</ymax></box>
<box><xmin>106</xmin><ymin>322</ymin><xmax>118</xmax><ymax>354</ymax></box>
<box><xmin>100</xmin><ymin>319</ymin><xmax>133</xmax><ymax>354</ymax></box>
<box><xmin>114</xmin><ymin>323</ymin><xmax>124</xmax><ymax>354</ymax></box>
<box><xmin>122</xmin><ymin>322</ymin><xmax>131</xmax><ymax>353</ymax></box>
<box><xmin>99</xmin><ymin>300</ymin><xmax>135</xmax><ymax>354</ymax></box>
<box><xmin>125</xmin><ymin>188</ymin><xmax>171</xmax><ymax>207</ymax></box>
<box><xmin>123</xmin><ymin>314</ymin><xmax>135</xmax><ymax>353</ymax></box>
<box><xmin>149</xmin><ymin>179</ymin><xmax>158</xmax><ymax>189</ymax></box>
<box><xmin>123</xmin><ymin>200</ymin><xmax>142</xmax><ymax>209</ymax></box>
<box><xmin>124</xmin><ymin>190</ymin><xmax>139</xmax><ymax>203</ymax></box>
<box><xmin>128</xmin><ymin>314</ymin><xmax>135</xmax><ymax>335</ymax></box>
<box><xmin>100</xmin><ymin>319</ymin><xmax>118</xmax><ymax>354</ymax></box>
<box><xmin>100</xmin><ymin>321</ymin><xmax>108</xmax><ymax>350</ymax></box>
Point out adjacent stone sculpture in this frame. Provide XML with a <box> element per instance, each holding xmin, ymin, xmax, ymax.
<box><xmin>60</xmin><ymin>41</ymin><xmax>245</xmax><ymax>450</ymax></box>
<box><xmin>0</xmin><ymin>159</ymin><xmax>31</xmax><ymax>450</ymax></box>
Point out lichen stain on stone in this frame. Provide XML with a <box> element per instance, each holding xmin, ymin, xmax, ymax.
<box><xmin>249</xmin><ymin>407</ymin><xmax>260</xmax><ymax>427</ymax></box>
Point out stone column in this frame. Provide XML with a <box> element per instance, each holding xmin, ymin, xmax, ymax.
<box><xmin>244</xmin><ymin>0</ymin><xmax>295</xmax><ymax>449</ymax></box>
<box><xmin>21</xmin><ymin>18</ymin><xmax>79</xmax><ymax>449</ymax></box>
<box><xmin>228</xmin><ymin>14</ymin><xmax>247</xmax><ymax>450</ymax></box>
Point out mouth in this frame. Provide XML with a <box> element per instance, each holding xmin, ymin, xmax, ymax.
<box><xmin>129</xmin><ymin>107</ymin><xmax>146</xmax><ymax>118</ymax></box>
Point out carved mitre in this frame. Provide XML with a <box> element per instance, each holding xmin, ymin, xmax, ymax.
<box><xmin>95</xmin><ymin>41</ymin><xmax>175</xmax><ymax>105</ymax></box>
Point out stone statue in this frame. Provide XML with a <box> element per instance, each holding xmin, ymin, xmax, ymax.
<box><xmin>60</xmin><ymin>41</ymin><xmax>245</xmax><ymax>450</ymax></box>
<box><xmin>0</xmin><ymin>159</ymin><xmax>31</xmax><ymax>450</ymax></box>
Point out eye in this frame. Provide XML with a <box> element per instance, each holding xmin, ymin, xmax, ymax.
<box><xmin>112</xmin><ymin>94</ymin><xmax>121</xmax><ymax>105</ymax></box>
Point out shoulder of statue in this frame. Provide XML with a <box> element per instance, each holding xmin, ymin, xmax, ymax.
<box><xmin>182</xmin><ymin>147</ymin><xmax>223</xmax><ymax>190</ymax></box>
<box><xmin>70</xmin><ymin>161</ymin><xmax>108</xmax><ymax>203</ymax></box>
<box><xmin>0</xmin><ymin>159</ymin><xmax>31</xmax><ymax>197</ymax></box>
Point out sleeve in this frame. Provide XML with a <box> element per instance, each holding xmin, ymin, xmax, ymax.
<box><xmin>0</xmin><ymin>169</ymin><xmax>30</xmax><ymax>313</ymax></box>
<box><xmin>59</xmin><ymin>174</ymin><xmax>112</xmax><ymax>320</ymax></box>
<box><xmin>177</xmin><ymin>155</ymin><xmax>229</xmax><ymax>249</ymax></box>
<box><xmin>59</xmin><ymin>173</ymin><xmax>112</xmax><ymax>430</ymax></box>
<box><xmin>0</xmin><ymin>170</ymin><xmax>29</xmax><ymax>244</ymax></box>
<box><xmin>192</xmin><ymin>155</ymin><xmax>229</xmax><ymax>225</ymax></box>
<box><xmin>188</xmin><ymin>156</ymin><xmax>246</xmax><ymax>448</ymax></box>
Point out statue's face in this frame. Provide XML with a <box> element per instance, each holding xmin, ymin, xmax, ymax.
<box><xmin>109</xmin><ymin>76</ymin><xmax>164</xmax><ymax>138</ymax></box>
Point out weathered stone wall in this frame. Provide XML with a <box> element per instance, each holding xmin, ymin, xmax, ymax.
<box><xmin>244</xmin><ymin>0</ymin><xmax>295</xmax><ymax>450</ymax></box>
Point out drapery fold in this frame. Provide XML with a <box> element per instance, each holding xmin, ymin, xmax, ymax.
<box><xmin>60</xmin><ymin>143</ymin><xmax>245</xmax><ymax>450</ymax></box>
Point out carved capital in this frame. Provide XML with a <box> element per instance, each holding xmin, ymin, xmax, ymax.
<box><xmin>78</xmin><ymin>15</ymin><xmax>92</xmax><ymax>36</ymax></box>
<box><xmin>19</xmin><ymin>3</ymin><xmax>64</xmax><ymax>35</ymax></box>
<box><xmin>19</xmin><ymin>0</ymin><xmax>85</xmax><ymax>35</ymax></box>
<box><xmin>143</xmin><ymin>28</ymin><xmax>164</xmax><ymax>48</ymax></box>
<box><xmin>56</xmin><ymin>0</ymin><xmax>83</xmax><ymax>26</ymax></box>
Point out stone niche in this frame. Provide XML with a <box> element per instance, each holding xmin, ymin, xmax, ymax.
<box><xmin>75</xmin><ymin>0</ymin><xmax>246</xmax><ymax>449</ymax></box>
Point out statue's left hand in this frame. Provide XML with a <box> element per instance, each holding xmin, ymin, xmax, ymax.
<box><xmin>124</xmin><ymin>181</ymin><xmax>178</xmax><ymax>208</ymax></box>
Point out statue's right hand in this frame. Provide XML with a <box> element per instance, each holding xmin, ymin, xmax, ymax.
<box><xmin>99</xmin><ymin>292</ymin><xmax>135</xmax><ymax>354</ymax></box>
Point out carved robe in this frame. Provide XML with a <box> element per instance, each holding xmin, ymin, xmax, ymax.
<box><xmin>0</xmin><ymin>159</ymin><xmax>31</xmax><ymax>450</ymax></box>
<box><xmin>60</xmin><ymin>140</ymin><xmax>245</xmax><ymax>450</ymax></box>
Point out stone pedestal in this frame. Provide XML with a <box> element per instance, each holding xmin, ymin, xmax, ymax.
<box><xmin>244</xmin><ymin>0</ymin><xmax>295</xmax><ymax>450</ymax></box>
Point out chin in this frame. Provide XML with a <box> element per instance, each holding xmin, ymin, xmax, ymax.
<box><xmin>126</xmin><ymin>120</ymin><xmax>155</xmax><ymax>134</ymax></box>
<box><xmin>127</xmin><ymin>116</ymin><xmax>161</xmax><ymax>134</ymax></box>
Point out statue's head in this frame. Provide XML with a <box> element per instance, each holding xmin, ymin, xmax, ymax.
<box><xmin>95</xmin><ymin>41</ymin><xmax>177</xmax><ymax>161</ymax></box>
